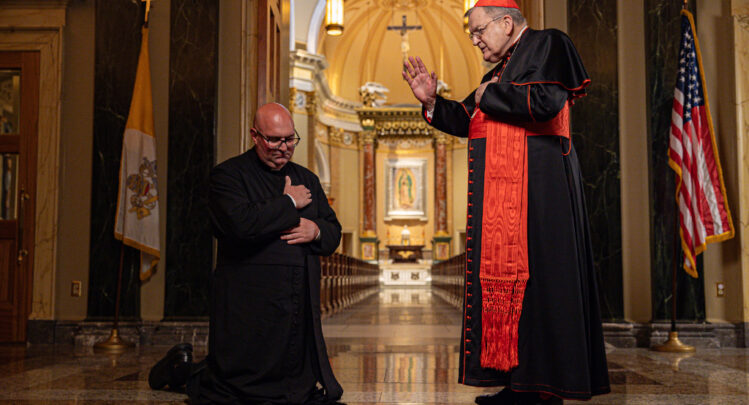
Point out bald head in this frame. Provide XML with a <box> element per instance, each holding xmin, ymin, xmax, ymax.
<box><xmin>251</xmin><ymin>103</ymin><xmax>297</xmax><ymax>170</ymax></box>
<box><xmin>254</xmin><ymin>102</ymin><xmax>294</xmax><ymax>133</ymax></box>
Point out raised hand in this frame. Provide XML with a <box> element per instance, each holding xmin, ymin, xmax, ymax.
<box><xmin>402</xmin><ymin>56</ymin><xmax>438</xmax><ymax>110</ymax></box>
<box><xmin>283</xmin><ymin>175</ymin><xmax>311</xmax><ymax>209</ymax></box>
<box><xmin>281</xmin><ymin>217</ymin><xmax>320</xmax><ymax>244</ymax></box>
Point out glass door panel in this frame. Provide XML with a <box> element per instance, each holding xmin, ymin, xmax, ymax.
<box><xmin>0</xmin><ymin>153</ymin><xmax>18</xmax><ymax>220</ymax></box>
<box><xmin>0</xmin><ymin>70</ymin><xmax>20</xmax><ymax>135</ymax></box>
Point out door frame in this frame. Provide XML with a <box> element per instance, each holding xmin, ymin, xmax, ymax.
<box><xmin>0</xmin><ymin>51</ymin><xmax>39</xmax><ymax>343</ymax></box>
<box><xmin>0</xmin><ymin>5</ymin><xmax>66</xmax><ymax>326</ymax></box>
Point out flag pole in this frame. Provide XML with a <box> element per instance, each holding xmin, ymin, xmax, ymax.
<box><xmin>95</xmin><ymin>0</ymin><xmax>152</xmax><ymax>353</ymax></box>
<box><xmin>653</xmin><ymin>180</ymin><xmax>695</xmax><ymax>353</ymax></box>
<box><xmin>94</xmin><ymin>243</ymin><xmax>135</xmax><ymax>352</ymax></box>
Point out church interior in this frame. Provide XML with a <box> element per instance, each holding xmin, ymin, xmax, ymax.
<box><xmin>1</xmin><ymin>0</ymin><xmax>749</xmax><ymax>403</ymax></box>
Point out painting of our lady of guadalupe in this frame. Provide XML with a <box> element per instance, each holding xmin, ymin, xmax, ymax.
<box><xmin>396</xmin><ymin>168</ymin><xmax>415</xmax><ymax>209</ymax></box>
<box><xmin>385</xmin><ymin>158</ymin><xmax>427</xmax><ymax>220</ymax></box>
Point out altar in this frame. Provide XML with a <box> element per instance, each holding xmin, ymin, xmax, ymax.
<box><xmin>385</xmin><ymin>244</ymin><xmax>424</xmax><ymax>263</ymax></box>
<box><xmin>380</xmin><ymin>262</ymin><xmax>431</xmax><ymax>286</ymax></box>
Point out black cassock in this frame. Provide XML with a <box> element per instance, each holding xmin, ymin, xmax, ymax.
<box><xmin>424</xmin><ymin>28</ymin><xmax>610</xmax><ymax>400</ymax></box>
<box><xmin>186</xmin><ymin>148</ymin><xmax>343</xmax><ymax>404</ymax></box>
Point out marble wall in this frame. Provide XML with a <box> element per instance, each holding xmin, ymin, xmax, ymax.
<box><xmin>163</xmin><ymin>0</ymin><xmax>218</xmax><ymax>319</ymax></box>
<box><xmin>645</xmin><ymin>0</ymin><xmax>705</xmax><ymax>322</ymax></box>
<box><xmin>87</xmin><ymin>0</ymin><xmax>145</xmax><ymax>320</ymax></box>
<box><xmin>567</xmin><ymin>0</ymin><xmax>623</xmax><ymax>321</ymax></box>
<box><xmin>87</xmin><ymin>0</ymin><xmax>218</xmax><ymax>320</ymax></box>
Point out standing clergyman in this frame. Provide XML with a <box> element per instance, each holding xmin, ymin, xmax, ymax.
<box><xmin>403</xmin><ymin>0</ymin><xmax>610</xmax><ymax>404</ymax></box>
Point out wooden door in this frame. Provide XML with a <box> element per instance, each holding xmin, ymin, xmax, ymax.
<box><xmin>0</xmin><ymin>51</ymin><xmax>38</xmax><ymax>343</ymax></box>
<box><xmin>257</xmin><ymin>0</ymin><xmax>289</xmax><ymax>106</ymax></box>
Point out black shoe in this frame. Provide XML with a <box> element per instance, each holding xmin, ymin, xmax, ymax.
<box><xmin>305</xmin><ymin>388</ymin><xmax>347</xmax><ymax>405</ymax></box>
<box><xmin>148</xmin><ymin>343</ymin><xmax>193</xmax><ymax>390</ymax></box>
<box><xmin>475</xmin><ymin>387</ymin><xmax>515</xmax><ymax>405</ymax></box>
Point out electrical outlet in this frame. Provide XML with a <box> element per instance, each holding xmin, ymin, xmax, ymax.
<box><xmin>716</xmin><ymin>282</ymin><xmax>725</xmax><ymax>297</ymax></box>
<box><xmin>71</xmin><ymin>281</ymin><xmax>82</xmax><ymax>297</ymax></box>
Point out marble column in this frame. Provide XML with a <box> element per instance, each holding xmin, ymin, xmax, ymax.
<box><xmin>434</xmin><ymin>134</ymin><xmax>448</xmax><ymax>234</ymax></box>
<box><xmin>87</xmin><ymin>0</ymin><xmax>145</xmax><ymax>320</ymax></box>
<box><xmin>359</xmin><ymin>128</ymin><xmax>377</xmax><ymax>260</ymax></box>
<box><xmin>645</xmin><ymin>0</ymin><xmax>705</xmax><ymax>322</ymax></box>
<box><xmin>433</xmin><ymin>133</ymin><xmax>451</xmax><ymax>261</ymax></box>
<box><xmin>567</xmin><ymin>0</ymin><xmax>623</xmax><ymax>320</ymax></box>
<box><xmin>163</xmin><ymin>0</ymin><xmax>218</xmax><ymax>319</ymax></box>
<box><xmin>307</xmin><ymin>92</ymin><xmax>318</xmax><ymax>177</ymax></box>
<box><xmin>732</xmin><ymin>0</ymin><xmax>749</xmax><ymax>343</ymax></box>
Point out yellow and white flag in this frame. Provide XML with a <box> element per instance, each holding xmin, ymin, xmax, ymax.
<box><xmin>114</xmin><ymin>26</ymin><xmax>159</xmax><ymax>281</ymax></box>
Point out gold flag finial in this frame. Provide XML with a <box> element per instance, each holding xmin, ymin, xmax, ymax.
<box><xmin>143</xmin><ymin>0</ymin><xmax>152</xmax><ymax>24</ymax></box>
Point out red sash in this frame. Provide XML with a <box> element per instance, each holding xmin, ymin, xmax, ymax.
<box><xmin>468</xmin><ymin>103</ymin><xmax>570</xmax><ymax>371</ymax></box>
<box><xmin>469</xmin><ymin>109</ymin><xmax>529</xmax><ymax>371</ymax></box>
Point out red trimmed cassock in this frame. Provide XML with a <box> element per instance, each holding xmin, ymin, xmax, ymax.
<box><xmin>424</xmin><ymin>27</ymin><xmax>610</xmax><ymax>400</ymax></box>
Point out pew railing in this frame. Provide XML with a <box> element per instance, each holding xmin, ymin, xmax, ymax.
<box><xmin>430</xmin><ymin>252</ymin><xmax>466</xmax><ymax>310</ymax></box>
<box><xmin>320</xmin><ymin>253</ymin><xmax>379</xmax><ymax>317</ymax></box>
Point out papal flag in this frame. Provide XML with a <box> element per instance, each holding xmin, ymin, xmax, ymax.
<box><xmin>668</xmin><ymin>9</ymin><xmax>734</xmax><ymax>278</ymax></box>
<box><xmin>114</xmin><ymin>26</ymin><xmax>159</xmax><ymax>281</ymax></box>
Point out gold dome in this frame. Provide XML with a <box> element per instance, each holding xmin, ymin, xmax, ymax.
<box><xmin>318</xmin><ymin>0</ymin><xmax>486</xmax><ymax>105</ymax></box>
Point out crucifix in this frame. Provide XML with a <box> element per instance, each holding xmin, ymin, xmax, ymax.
<box><xmin>387</xmin><ymin>15</ymin><xmax>422</xmax><ymax>63</ymax></box>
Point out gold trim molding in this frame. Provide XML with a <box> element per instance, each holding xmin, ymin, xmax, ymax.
<box><xmin>356</xmin><ymin>107</ymin><xmax>434</xmax><ymax>137</ymax></box>
<box><xmin>328</xmin><ymin>127</ymin><xmax>359</xmax><ymax>149</ymax></box>
<box><xmin>290</xmin><ymin>87</ymin><xmax>316</xmax><ymax>115</ymax></box>
<box><xmin>376</xmin><ymin>0</ymin><xmax>430</xmax><ymax>10</ymax></box>
<box><xmin>355</xmin><ymin>106</ymin><xmax>465</xmax><ymax>150</ymax></box>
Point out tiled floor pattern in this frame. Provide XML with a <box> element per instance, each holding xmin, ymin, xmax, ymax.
<box><xmin>0</xmin><ymin>287</ymin><xmax>748</xmax><ymax>404</ymax></box>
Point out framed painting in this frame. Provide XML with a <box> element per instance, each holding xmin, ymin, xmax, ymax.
<box><xmin>384</xmin><ymin>158</ymin><xmax>427</xmax><ymax>220</ymax></box>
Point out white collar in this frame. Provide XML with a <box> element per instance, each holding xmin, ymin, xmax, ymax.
<box><xmin>511</xmin><ymin>25</ymin><xmax>528</xmax><ymax>47</ymax></box>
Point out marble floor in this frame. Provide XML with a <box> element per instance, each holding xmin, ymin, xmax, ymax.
<box><xmin>1</xmin><ymin>287</ymin><xmax>749</xmax><ymax>404</ymax></box>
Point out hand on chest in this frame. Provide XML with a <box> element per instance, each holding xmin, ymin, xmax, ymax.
<box><xmin>249</xmin><ymin>171</ymin><xmax>317</xmax><ymax>218</ymax></box>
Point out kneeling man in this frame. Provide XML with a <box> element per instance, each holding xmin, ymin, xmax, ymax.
<box><xmin>149</xmin><ymin>103</ymin><xmax>343</xmax><ymax>405</ymax></box>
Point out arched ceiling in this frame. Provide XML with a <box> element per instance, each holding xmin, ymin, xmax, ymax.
<box><xmin>317</xmin><ymin>0</ymin><xmax>487</xmax><ymax>106</ymax></box>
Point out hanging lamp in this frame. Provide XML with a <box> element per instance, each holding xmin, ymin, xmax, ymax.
<box><xmin>325</xmin><ymin>0</ymin><xmax>344</xmax><ymax>36</ymax></box>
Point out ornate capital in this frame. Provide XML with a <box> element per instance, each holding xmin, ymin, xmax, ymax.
<box><xmin>434</xmin><ymin>132</ymin><xmax>451</xmax><ymax>145</ymax></box>
<box><xmin>290</xmin><ymin>88</ymin><xmax>316</xmax><ymax>116</ymax></box>
<box><xmin>359</xmin><ymin>131</ymin><xmax>376</xmax><ymax>145</ymax></box>
<box><xmin>305</xmin><ymin>92</ymin><xmax>317</xmax><ymax>114</ymax></box>
<box><xmin>360</xmin><ymin>118</ymin><xmax>375</xmax><ymax>130</ymax></box>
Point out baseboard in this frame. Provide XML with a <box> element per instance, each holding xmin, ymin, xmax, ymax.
<box><xmin>27</xmin><ymin>319</ymin><xmax>749</xmax><ymax>348</ymax></box>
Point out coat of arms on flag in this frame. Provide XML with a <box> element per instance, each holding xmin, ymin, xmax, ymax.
<box><xmin>126</xmin><ymin>157</ymin><xmax>158</xmax><ymax>220</ymax></box>
<box><xmin>668</xmin><ymin>9</ymin><xmax>734</xmax><ymax>278</ymax></box>
<box><xmin>114</xmin><ymin>25</ymin><xmax>160</xmax><ymax>281</ymax></box>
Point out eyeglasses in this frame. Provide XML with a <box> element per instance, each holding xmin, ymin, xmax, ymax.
<box><xmin>468</xmin><ymin>15</ymin><xmax>506</xmax><ymax>41</ymax></box>
<box><xmin>253</xmin><ymin>128</ymin><xmax>301</xmax><ymax>149</ymax></box>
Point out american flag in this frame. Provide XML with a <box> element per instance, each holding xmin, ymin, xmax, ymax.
<box><xmin>668</xmin><ymin>9</ymin><xmax>734</xmax><ymax>278</ymax></box>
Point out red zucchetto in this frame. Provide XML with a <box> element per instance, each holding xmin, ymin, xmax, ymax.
<box><xmin>473</xmin><ymin>0</ymin><xmax>520</xmax><ymax>9</ymax></box>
